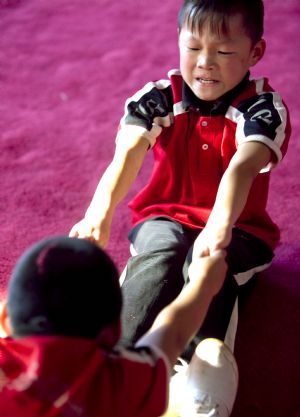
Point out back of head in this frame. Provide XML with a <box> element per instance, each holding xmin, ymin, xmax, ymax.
<box><xmin>178</xmin><ymin>0</ymin><xmax>264</xmax><ymax>45</ymax></box>
<box><xmin>7</xmin><ymin>236</ymin><xmax>122</xmax><ymax>340</ymax></box>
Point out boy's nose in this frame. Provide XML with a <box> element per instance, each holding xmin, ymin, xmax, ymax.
<box><xmin>197</xmin><ymin>53</ymin><xmax>215</xmax><ymax>69</ymax></box>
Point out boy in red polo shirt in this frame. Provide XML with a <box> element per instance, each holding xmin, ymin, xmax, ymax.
<box><xmin>70</xmin><ymin>0</ymin><xmax>291</xmax><ymax>414</ymax></box>
<box><xmin>0</xmin><ymin>236</ymin><xmax>230</xmax><ymax>417</ymax></box>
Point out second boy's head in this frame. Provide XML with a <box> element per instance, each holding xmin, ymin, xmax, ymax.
<box><xmin>1</xmin><ymin>236</ymin><xmax>122</xmax><ymax>346</ymax></box>
<box><xmin>178</xmin><ymin>0</ymin><xmax>266</xmax><ymax>101</ymax></box>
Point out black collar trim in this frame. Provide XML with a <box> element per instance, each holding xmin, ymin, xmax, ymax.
<box><xmin>182</xmin><ymin>72</ymin><xmax>250</xmax><ymax>116</ymax></box>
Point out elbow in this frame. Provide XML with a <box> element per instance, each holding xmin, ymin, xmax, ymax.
<box><xmin>227</xmin><ymin>159</ymin><xmax>260</xmax><ymax>182</ymax></box>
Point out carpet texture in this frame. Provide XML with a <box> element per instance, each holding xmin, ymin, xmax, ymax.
<box><xmin>0</xmin><ymin>1</ymin><xmax>299</xmax><ymax>416</ymax></box>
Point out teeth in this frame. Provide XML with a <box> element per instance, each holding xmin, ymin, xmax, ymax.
<box><xmin>199</xmin><ymin>78</ymin><xmax>216</xmax><ymax>84</ymax></box>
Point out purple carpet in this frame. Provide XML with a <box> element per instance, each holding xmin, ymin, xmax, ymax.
<box><xmin>0</xmin><ymin>1</ymin><xmax>299</xmax><ymax>416</ymax></box>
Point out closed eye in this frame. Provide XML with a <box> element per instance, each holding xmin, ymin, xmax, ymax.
<box><xmin>218</xmin><ymin>51</ymin><xmax>235</xmax><ymax>55</ymax></box>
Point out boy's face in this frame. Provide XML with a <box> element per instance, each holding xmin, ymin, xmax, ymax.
<box><xmin>178</xmin><ymin>13</ymin><xmax>265</xmax><ymax>101</ymax></box>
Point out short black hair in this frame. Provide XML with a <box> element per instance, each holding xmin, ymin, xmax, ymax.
<box><xmin>178</xmin><ymin>0</ymin><xmax>264</xmax><ymax>45</ymax></box>
<box><xmin>7</xmin><ymin>236</ymin><xmax>122</xmax><ymax>339</ymax></box>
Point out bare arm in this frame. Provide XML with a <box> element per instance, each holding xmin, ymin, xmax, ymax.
<box><xmin>193</xmin><ymin>141</ymin><xmax>272</xmax><ymax>258</ymax></box>
<box><xmin>69</xmin><ymin>135</ymin><xmax>149</xmax><ymax>246</ymax></box>
<box><xmin>136</xmin><ymin>250</ymin><xmax>227</xmax><ymax>367</ymax></box>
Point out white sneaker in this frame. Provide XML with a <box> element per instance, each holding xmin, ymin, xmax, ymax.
<box><xmin>169</xmin><ymin>338</ymin><xmax>239</xmax><ymax>417</ymax></box>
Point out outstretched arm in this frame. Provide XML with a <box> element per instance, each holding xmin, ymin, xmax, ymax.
<box><xmin>69</xmin><ymin>135</ymin><xmax>149</xmax><ymax>247</ymax></box>
<box><xmin>136</xmin><ymin>250</ymin><xmax>227</xmax><ymax>367</ymax></box>
<box><xmin>193</xmin><ymin>141</ymin><xmax>272</xmax><ymax>258</ymax></box>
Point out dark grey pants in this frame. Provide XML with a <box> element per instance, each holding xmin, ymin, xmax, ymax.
<box><xmin>120</xmin><ymin>217</ymin><xmax>274</xmax><ymax>359</ymax></box>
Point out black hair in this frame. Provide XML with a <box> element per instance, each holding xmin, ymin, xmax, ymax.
<box><xmin>7</xmin><ymin>236</ymin><xmax>122</xmax><ymax>339</ymax></box>
<box><xmin>178</xmin><ymin>0</ymin><xmax>264</xmax><ymax>45</ymax></box>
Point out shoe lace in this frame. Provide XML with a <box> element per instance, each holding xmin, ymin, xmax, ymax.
<box><xmin>193</xmin><ymin>394</ymin><xmax>220</xmax><ymax>416</ymax></box>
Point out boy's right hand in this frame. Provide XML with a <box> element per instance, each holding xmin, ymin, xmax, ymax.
<box><xmin>69</xmin><ymin>217</ymin><xmax>111</xmax><ymax>248</ymax></box>
<box><xmin>188</xmin><ymin>250</ymin><xmax>227</xmax><ymax>296</ymax></box>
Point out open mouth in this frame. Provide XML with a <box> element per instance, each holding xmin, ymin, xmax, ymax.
<box><xmin>196</xmin><ymin>78</ymin><xmax>218</xmax><ymax>84</ymax></box>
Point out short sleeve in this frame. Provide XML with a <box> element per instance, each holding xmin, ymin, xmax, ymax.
<box><xmin>116</xmin><ymin>346</ymin><xmax>170</xmax><ymax>417</ymax></box>
<box><xmin>235</xmin><ymin>91</ymin><xmax>290</xmax><ymax>171</ymax></box>
<box><xmin>117</xmin><ymin>80</ymin><xmax>174</xmax><ymax>148</ymax></box>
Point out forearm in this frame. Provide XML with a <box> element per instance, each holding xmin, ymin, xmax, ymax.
<box><xmin>144</xmin><ymin>279</ymin><xmax>214</xmax><ymax>364</ymax></box>
<box><xmin>208</xmin><ymin>162</ymin><xmax>255</xmax><ymax>228</ymax></box>
<box><xmin>210</xmin><ymin>142</ymin><xmax>271</xmax><ymax>228</ymax></box>
<box><xmin>136</xmin><ymin>252</ymin><xmax>227</xmax><ymax>367</ymax></box>
<box><xmin>69</xmin><ymin>135</ymin><xmax>149</xmax><ymax>246</ymax></box>
<box><xmin>201</xmin><ymin>142</ymin><xmax>272</xmax><ymax>252</ymax></box>
<box><xmin>85</xmin><ymin>136</ymin><xmax>149</xmax><ymax>222</ymax></box>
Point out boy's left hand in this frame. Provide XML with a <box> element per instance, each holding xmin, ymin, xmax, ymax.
<box><xmin>192</xmin><ymin>222</ymin><xmax>232</xmax><ymax>259</ymax></box>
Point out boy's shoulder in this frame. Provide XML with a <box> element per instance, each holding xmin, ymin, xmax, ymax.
<box><xmin>130</xmin><ymin>69</ymin><xmax>182</xmax><ymax>99</ymax></box>
<box><xmin>232</xmin><ymin>76</ymin><xmax>278</xmax><ymax>107</ymax></box>
<box><xmin>229</xmin><ymin>76</ymin><xmax>290</xmax><ymax>130</ymax></box>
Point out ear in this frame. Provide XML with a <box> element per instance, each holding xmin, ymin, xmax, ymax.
<box><xmin>249</xmin><ymin>38</ymin><xmax>266</xmax><ymax>67</ymax></box>
<box><xmin>96</xmin><ymin>319</ymin><xmax>121</xmax><ymax>349</ymax></box>
<box><xmin>0</xmin><ymin>300</ymin><xmax>12</xmax><ymax>337</ymax></box>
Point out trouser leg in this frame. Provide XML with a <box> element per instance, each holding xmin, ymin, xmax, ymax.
<box><xmin>181</xmin><ymin>228</ymin><xmax>274</xmax><ymax>360</ymax></box>
<box><xmin>119</xmin><ymin>217</ymin><xmax>194</xmax><ymax>348</ymax></box>
<box><xmin>120</xmin><ymin>218</ymin><xmax>274</xmax><ymax>357</ymax></box>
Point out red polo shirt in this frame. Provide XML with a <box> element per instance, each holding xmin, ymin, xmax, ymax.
<box><xmin>0</xmin><ymin>336</ymin><xmax>169</xmax><ymax>417</ymax></box>
<box><xmin>117</xmin><ymin>70</ymin><xmax>291</xmax><ymax>249</ymax></box>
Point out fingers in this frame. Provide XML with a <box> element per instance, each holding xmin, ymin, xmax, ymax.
<box><xmin>69</xmin><ymin>219</ymin><xmax>87</xmax><ymax>238</ymax></box>
<box><xmin>188</xmin><ymin>248</ymin><xmax>228</xmax><ymax>280</ymax></box>
<box><xmin>69</xmin><ymin>225</ymin><xmax>79</xmax><ymax>237</ymax></box>
<box><xmin>193</xmin><ymin>246</ymin><xmax>226</xmax><ymax>261</ymax></box>
<box><xmin>69</xmin><ymin>220</ymin><xmax>96</xmax><ymax>241</ymax></box>
<box><xmin>69</xmin><ymin>226</ymin><xmax>88</xmax><ymax>239</ymax></box>
<box><xmin>69</xmin><ymin>221</ymin><xmax>108</xmax><ymax>249</ymax></box>
<box><xmin>210</xmin><ymin>248</ymin><xmax>227</xmax><ymax>259</ymax></box>
<box><xmin>192</xmin><ymin>243</ymin><xmax>209</xmax><ymax>260</ymax></box>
